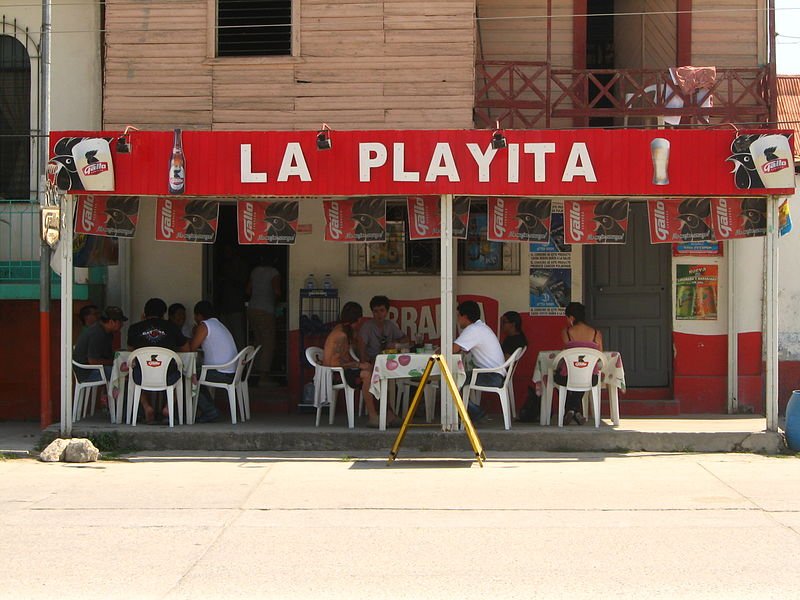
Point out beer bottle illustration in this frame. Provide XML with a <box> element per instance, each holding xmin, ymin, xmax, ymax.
<box><xmin>168</xmin><ymin>128</ymin><xmax>186</xmax><ymax>195</ymax></box>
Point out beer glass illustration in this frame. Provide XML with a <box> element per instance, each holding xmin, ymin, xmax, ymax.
<box><xmin>748</xmin><ymin>134</ymin><xmax>794</xmax><ymax>189</ymax></box>
<box><xmin>71</xmin><ymin>138</ymin><xmax>115</xmax><ymax>191</ymax></box>
<box><xmin>650</xmin><ymin>138</ymin><xmax>670</xmax><ymax>186</ymax></box>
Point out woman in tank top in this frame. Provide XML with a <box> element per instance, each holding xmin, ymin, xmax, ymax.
<box><xmin>556</xmin><ymin>302</ymin><xmax>603</xmax><ymax>425</ymax></box>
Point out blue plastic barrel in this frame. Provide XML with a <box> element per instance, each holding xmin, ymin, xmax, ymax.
<box><xmin>786</xmin><ymin>390</ymin><xmax>800</xmax><ymax>451</ymax></box>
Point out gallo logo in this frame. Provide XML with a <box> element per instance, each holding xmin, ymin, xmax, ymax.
<box><xmin>81</xmin><ymin>197</ymin><xmax>96</xmax><ymax>231</ymax></box>
<box><xmin>412</xmin><ymin>197</ymin><xmax>429</xmax><ymax>236</ymax></box>
<box><xmin>492</xmin><ymin>198</ymin><xmax>506</xmax><ymax>238</ymax></box>
<box><xmin>328</xmin><ymin>201</ymin><xmax>343</xmax><ymax>240</ymax></box>
<box><xmin>160</xmin><ymin>199</ymin><xmax>175</xmax><ymax>238</ymax></box>
<box><xmin>82</xmin><ymin>162</ymin><xmax>109</xmax><ymax>177</ymax></box>
<box><xmin>242</xmin><ymin>202</ymin><xmax>255</xmax><ymax>242</ymax></box>
<box><xmin>569</xmin><ymin>202</ymin><xmax>583</xmax><ymax>242</ymax></box>
<box><xmin>653</xmin><ymin>201</ymin><xmax>669</xmax><ymax>241</ymax></box>
<box><xmin>763</xmin><ymin>158</ymin><xmax>789</xmax><ymax>174</ymax></box>
<box><xmin>716</xmin><ymin>199</ymin><xmax>732</xmax><ymax>238</ymax></box>
<box><xmin>145</xmin><ymin>354</ymin><xmax>163</xmax><ymax>368</ymax></box>
<box><xmin>572</xmin><ymin>355</ymin><xmax>589</xmax><ymax>369</ymax></box>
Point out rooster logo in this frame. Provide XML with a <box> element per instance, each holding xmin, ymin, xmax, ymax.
<box><xmin>727</xmin><ymin>134</ymin><xmax>765</xmax><ymax>190</ymax></box>
<box><xmin>516</xmin><ymin>198</ymin><xmax>551</xmax><ymax>240</ymax></box>
<box><xmin>741</xmin><ymin>197</ymin><xmax>767</xmax><ymax>237</ymax></box>
<box><xmin>592</xmin><ymin>200</ymin><xmax>629</xmax><ymax>241</ymax></box>
<box><xmin>49</xmin><ymin>137</ymin><xmax>113</xmax><ymax>192</ymax></box>
<box><xmin>182</xmin><ymin>199</ymin><xmax>219</xmax><ymax>240</ymax></box>
<box><xmin>351</xmin><ymin>198</ymin><xmax>386</xmax><ymax>238</ymax></box>
<box><xmin>677</xmin><ymin>198</ymin><xmax>714</xmax><ymax>240</ymax></box>
<box><xmin>264</xmin><ymin>201</ymin><xmax>298</xmax><ymax>240</ymax></box>
<box><xmin>104</xmin><ymin>196</ymin><xmax>139</xmax><ymax>236</ymax></box>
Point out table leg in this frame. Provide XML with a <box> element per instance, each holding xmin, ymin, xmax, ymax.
<box><xmin>126</xmin><ymin>375</ymin><xmax>135</xmax><ymax>425</ymax></box>
<box><xmin>609</xmin><ymin>385</ymin><xmax>620</xmax><ymax>426</ymax></box>
<box><xmin>379</xmin><ymin>379</ymin><xmax>388</xmax><ymax>431</ymax></box>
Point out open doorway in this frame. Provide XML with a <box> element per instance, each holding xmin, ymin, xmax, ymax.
<box><xmin>206</xmin><ymin>203</ymin><xmax>289</xmax><ymax>386</ymax></box>
<box><xmin>586</xmin><ymin>0</ymin><xmax>615</xmax><ymax>127</ymax></box>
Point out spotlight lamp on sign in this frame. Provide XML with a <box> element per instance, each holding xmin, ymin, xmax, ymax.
<box><xmin>491</xmin><ymin>121</ymin><xmax>507</xmax><ymax>150</ymax></box>
<box><xmin>116</xmin><ymin>125</ymin><xmax>139</xmax><ymax>154</ymax></box>
<box><xmin>316</xmin><ymin>123</ymin><xmax>332</xmax><ymax>150</ymax></box>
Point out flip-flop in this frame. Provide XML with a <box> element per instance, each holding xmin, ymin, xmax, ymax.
<box><xmin>563</xmin><ymin>410</ymin><xmax>575</xmax><ymax>426</ymax></box>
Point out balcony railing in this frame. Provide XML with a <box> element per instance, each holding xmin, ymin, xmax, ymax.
<box><xmin>474</xmin><ymin>62</ymin><xmax>771</xmax><ymax>129</ymax></box>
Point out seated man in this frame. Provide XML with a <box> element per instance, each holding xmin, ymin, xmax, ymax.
<box><xmin>127</xmin><ymin>297</ymin><xmax>190</xmax><ymax>424</ymax></box>
<box><xmin>78</xmin><ymin>304</ymin><xmax>100</xmax><ymax>330</ymax></box>
<box><xmin>73</xmin><ymin>306</ymin><xmax>127</xmax><ymax>383</ymax></box>
<box><xmin>453</xmin><ymin>300</ymin><xmax>506</xmax><ymax>421</ymax></box>
<box><xmin>187</xmin><ymin>301</ymin><xmax>237</xmax><ymax>423</ymax></box>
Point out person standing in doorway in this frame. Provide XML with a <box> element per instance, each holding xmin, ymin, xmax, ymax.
<box><xmin>246</xmin><ymin>255</ymin><xmax>281</xmax><ymax>385</ymax></box>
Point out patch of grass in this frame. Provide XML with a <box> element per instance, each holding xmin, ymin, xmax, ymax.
<box><xmin>340</xmin><ymin>455</ymin><xmax>357</xmax><ymax>462</ymax></box>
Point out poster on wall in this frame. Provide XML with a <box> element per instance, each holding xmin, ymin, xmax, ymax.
<box><xmin>237</xmin><ymin>200</ymin><xmax>298</xmax><ymax>245</ymax></box>
<box><xmin>564</xmin><ymin>199</ymin><xmax>629</xmax><ymax>244</ymax></box>
<box><xmin>487</xmin><ymin>197</ymin><xmax>551</xmax><ymax>243</ymax></box>
<box><xmin>529</xmin><ymin>202</ymin><xmax>571</xmax><ymax>315</ymax></box>
<box><xmin>367</xmin><ymin>221</ymin><xmax>405</xmax><ymax>272</ymax></box>
<box><xmin>406</xmin><ymin>196</ymin><xmax>470</xmax><ymax>240</ymax></box>
<box><xmin>648</xmin><ymin>198</ymin><xmax>716</xmax><ymax>244</ymax></box>
<box><xmin>530</xmin><ymin>211</ymin><xmax>570</xmax><ymax>253</ymax></box>
<box><xmin>74</xmin><ymin>196</ymin><xmax>139</xmax><ymax>238</ymax></box>
<box><xmin>711</xmin><ymin>197</ymin><xmax>766</xmax><ymax>239</ymax></box>
<box><xmin>155</xmin><ymin>197</ymin><xmax>219</xmax><ymax>243</ymax></box>
<box><xmin>672</xmin><ymin>241</ymin><xmax>722</xmax><ymax>256</ymax></box>
<box><xmin>727</xmin><ymin>133</ymin><xmax>794</xmax><ymax>190</ymax></box>
<box><xmin>323</xmin><ymin>198</ymin><xmax>386</xmax><ymax>242</ymax></box>
<box><xmin>464</xmin><ymin>213</ymin><xmax>504</xmax><ymax>270</ymax></box>
<box><xmin>676</xmin><ymin>264</ymin><xmax>718</xmax><ymax>320</ymax></box>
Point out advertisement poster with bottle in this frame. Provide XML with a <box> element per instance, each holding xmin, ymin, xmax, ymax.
<box><xmin>675</xmin><ymin>264</ymin><xmax>718</xmax><ymax>320</ymax></box>
<box><xmin>237</xmin><ymin>200</ymin><xmax>298</xmax><ymax>245</ymax></box>
<box><xmin>155</xmin><ymin>197</ymin><xmax>219</xmax><ymax>243</ymax></box>
<box><xmin>74</xmin><ymin>196</ymin><xmax>140</xmax><ymax>238</ymax></box>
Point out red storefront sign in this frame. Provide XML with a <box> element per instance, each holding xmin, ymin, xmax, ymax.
<box><xmin>237</xmin><ymin>200</ymin><xmax>299</xmax><ymax>245</ymax></box>
<box><xmin>487</xmin><ymin>197</ymin><xmax>551</xmax><ymax>242</ymax></box>
<box><xmin>155</xmin><ymin>197</ymin><xmax>219</xmax><ymax>243</ymax></box>
<box><xmin>711</xmin><ymin>198</ymin><xmax>767</xmax><ymax>239</ymax></box>
<box><xmin>564</xmin><ymin>199</ymin><xmax>629</xmax><ymax>244</ymax></box>
<box><xmin>322</xmin><ymin>198</ymin><xmax>386</xmax><ymax>242</ymax></box>
<box><xmin>51</xmin><ymin>129</ymin><xmax>795</xmax><ymax>198</ymax></box>
<box><xmin>647</xmin><ymin>199</ymin><xmax>716</xmax><ymax>244</ymax></box>
<box><xmin>406</xmin><ymin>196</ymin><xmax>470</xmax><ymax>240</ymax></box>
<box><xmin>74</xmin><ymin>196</ymin><xmax>139</xmax><ymax>238</ymax></box>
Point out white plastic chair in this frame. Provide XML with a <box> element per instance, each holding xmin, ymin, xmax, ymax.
<box><xmin>552</xmin><ymin>348</ymin><xmax>606</xmax><ymax>428</ymax></box>
<box><xmin>195</xmin><ymin>347</ymin><xmax>248</xmax><ymax>424</ymax></box>
<box><xmin>507</xmin><ymin>345</ymin><xmax>527</xmax><ymax>419</ymax></box>
<box><xmin>395</xmin><ymin>378</ymin><xmax>439</xmax><ymax>423</ymax></box>
<box><xmin>461</xmin><ymin>347</ymin><xmax>524</xmax><ymax>430</ymax></box>
<box><xmin>128</xmin><ymin>347</ymin><xmax>184</xmax><ymax>427</ymax></box>
<box><xmin>305</xmin><ymin>346</ymin><xmax>357</xmax><ymax>428</ymax></box>
<box><xmin>237</xmin><ymin>345</ymin><xmax>260</xmax><ymax>421</ymax></box>
<box><xmin>71</xmin><ymin>361</ymin><xmax>112</xmax><ymax>423</ymax></box>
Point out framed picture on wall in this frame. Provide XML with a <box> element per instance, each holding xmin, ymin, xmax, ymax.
<box><xmin>367</xmin><ymin>221</ymin><xmax>405</xmax><ymax>272</ymax></box>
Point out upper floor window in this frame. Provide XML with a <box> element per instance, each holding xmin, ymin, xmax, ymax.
<box><xmin>217</xmin><ymin>0</ymin><xmax>292</xmax><ymax>57</ymax></box>
<box><xmin>0</xmin><ymin>35</ymin><xmax>31</xmax><ymax>200</ymax></box>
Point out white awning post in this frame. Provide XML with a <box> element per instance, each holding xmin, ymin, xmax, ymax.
<box><xmin>440</xmin><ymin>194</ymin><xmax>457</xmax><ymax>431</ymax></box>
<box><xmin>765</xmin><ymin>196</ymin><xmax>778</xmax><ymax>432</ymax></box>
<box><xmin>59</xmin><ymin>194</ymin><xmax>74</xmax><ymax>437</ymax></box>
<box><xmin>727</xmin><ymin>241</ymin><xmax>738</xmax><ymax>413</ymax></box>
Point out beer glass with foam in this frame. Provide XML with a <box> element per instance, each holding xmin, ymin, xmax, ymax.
<box><xmin>650</xmin><ymin>138</ymin><xmax>670</xmax><ymax>186</ymax></box>
<box><xmin>71</xmin><ymin>138</ymin><xmax>115</xmax><ymax>191</ymax></box>
<box><xmin>748</xmin><ymin>134</ymin><xmax>794</xmax><ymax>189</ymax></box>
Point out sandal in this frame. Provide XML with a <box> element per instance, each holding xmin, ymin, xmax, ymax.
<box><xmin>562</xmin><ymin>410</ymin><xmax>574</xmax><ymax>426</ymax></box>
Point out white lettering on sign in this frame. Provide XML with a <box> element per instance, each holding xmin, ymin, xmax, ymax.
<box><xmin>568</xmin><ymin>201</ymin><xmax>583</xmax><ymax>242</ymax></box>
<box><xmin>562</xmin><ymin>143</ymin><xmax>597</xmax><ymax>182</ymax></box>
<box><xmin>763</xmin><ymin>158</ymin><xmax>789</xmax><ymax>174</ymax></box>
<box><xmin>240</xmin><ymin>144</ymin><xmax>267</xmax><ymax>183</ymax></box>
<box><xmin>359</xmin><ymin>143</ymin><xmax>388</xmax><ymax>182</ymax></box>
<box><xmin>393</xmin><ymin>143</ymin><xmax>420</xmax><ymax>182</ymax></box>
<box><xmin>412</xmin><ymin>197</ymin><xmax>429</xmax><ymax>236</ymax></box>
<box><xmin>82</xmin><ymin>162</ymin><xmax>108</xmax><ymax>177</ymax></box>
<box><xmin>524</xmin><ymin>143</ymin><xmax>556</xmax><ymax>183</ymax></box>
<box><xmin>277</xmin><ymin>143</ymin><xmax>311</xmax><ymax>182</ymax></box>
<box><xmin>425</xmin><ymin>143</ymin><xmax>460</xmax><ymax>182</ymax></box>
<box><xmin>716</xmin><ymin>199</ymin><xmax>732</xmax><ymax>238</ymax></box>
<box><xmin>328</xmin><ymin>201</ymin><xmax>342</xmax><ymax>240</ymax></box>
<box><xmin>466</xmin><ymin>143</ymin><xmax>497</xmax><ymax>183</ymax></box>
<box><xmin>492</xmin><ymin>198</ymin><xmax>506</xmax><ymax>238</ymax></box>
<box><xmin>507</xmin><ymin>144</ymin><xmax>520</xmax><ymax>183</ymax></box>
<box><xmin>242</xmin><ymin>202</ymin><xmax>255</xmax><ymax>242</ymax></box>
<box><xmin>81</xmin><ymin>197</ymin><xmax>96</xmax><ymax>231</ymax></box>
<box><xmin>653</xmin><ymin>200</ymin><xmax>668</xmax><ymax>241</ymax></box>
<box><xmin>160</xmin><ymin>198</ymin><xmax>174</xmax><ymax>238</ymax></box>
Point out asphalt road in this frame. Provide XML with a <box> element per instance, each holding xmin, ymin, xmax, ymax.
<box><xmin>2</xmin><ymin>450</ymin><xmax>800</xmax><ymax>599</ymax></box>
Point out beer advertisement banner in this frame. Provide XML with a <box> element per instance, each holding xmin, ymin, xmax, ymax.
<box><xmin>711</xmin><ymin>198</ymin><xmax>766</xmax><ymax>239</ymax></box>
<box><xmin>237</xmin><ymin>200</ymin><xmax>299</xmax><ymax>245</ymax></box>
<box><xmin>647</xmin><ymin>198</ymin><xmax>716</xmax><ymax>244</ymax></box>
<box><xmin>323</xmin><ymin>198</ymin><xmax>386</xmax><ymax>242</ymax></box>
<box><xmin>564</xmin><ymin>199</ymin><xmax>629</xmax><ymax>244</ymax></box>
<box><xmin>487</xmin><ymin>197</ymin><xmax>551</xmax><ymax>243</ymax></box>
<box><xmin>155</xmin><ymin>198</ymin><xmax>219</xmax><ymax>243</ymax></box>
<box><xmin>676</xmin><ymin>264</ymin><xmax>718</xmax><ymax>320</ymax></box>
<box><xmin>728</xmin><ymin>133</ymin><xmax>794</xmax><ymax>190</ymax></box>
<box><xmin>74</xmin><ymin>196</ymin><xmax>139</xmax><ymax>238</ymax></box>
<box><xmin>406</xmin><ymin>196</ymin><xmax>470</xmax><ymax>240</ymax></box>
<box><xmin>50</xmin><ymin>136</ymin><xmax>115</xmax><ymax>192</ymax></box>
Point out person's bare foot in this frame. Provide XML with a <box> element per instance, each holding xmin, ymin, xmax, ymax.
<box><xmin>143</xmin><ymin>405</ymin><xmax>155</xmax><ymax>425</ymax></box>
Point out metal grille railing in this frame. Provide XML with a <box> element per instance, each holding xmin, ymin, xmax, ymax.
<box><xmin>0</xmin><ymin>200</ymin><xmax>41</xmax><ymax>282</ymax></box>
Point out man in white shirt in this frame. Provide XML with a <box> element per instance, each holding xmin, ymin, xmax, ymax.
<box><xmin>453</xmin><ymin>300</ymin><xmax>505</xmax><ymax>420</ymax></box>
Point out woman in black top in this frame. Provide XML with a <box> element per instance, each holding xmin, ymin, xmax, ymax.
<box><xmin>500</xmin><ymin>311</ymin><xmax>528</xmax><ymax>359</ymax></box>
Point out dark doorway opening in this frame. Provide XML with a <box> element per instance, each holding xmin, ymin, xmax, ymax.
<box><xmin>208</xmin><ymin>203</ymin><xmax>289</xmax><ymax>386</ymax></box>
<box><xmin>586</xmin><ymin>0</ymin><xmax>615</xmax><ymax>128</ymax></box>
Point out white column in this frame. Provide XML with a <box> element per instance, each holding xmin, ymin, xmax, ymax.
<box><xmin>765</xmin><ymin>196</ymin><xmax>778</xmax><ymax>432</ymax></box>
<box><xmin>59</xmin><ymin>194</ymin><xmax>74</xmax><ymax>437</ymax></box>
<box><xmin>439</xmin><ymin>194</ymin><xmax>457</xmax><ymax>431</ymax></box>
<box><xmin>727</xmin><ymin>241</ymin><xmax>738</xmax><ymax>413</ymax></box>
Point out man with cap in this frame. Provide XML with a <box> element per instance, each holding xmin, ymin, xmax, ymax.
<box><xmin>73</xmin><ymin>306</ymin><xmax>127</xmax><ymax>382</ymax></box>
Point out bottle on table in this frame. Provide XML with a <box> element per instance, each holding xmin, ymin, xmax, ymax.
<box><xmin>323</xmin><ymin>274</ymin><xmax>333</xmax><ymax>290</ymax></box>
<box><xmin>304</xmin><ymin>274</ymin><xmax>317</xmax><ymax>290</ymax></box>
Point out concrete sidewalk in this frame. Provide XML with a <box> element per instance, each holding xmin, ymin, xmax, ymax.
<box><xmin>1</xmin><ymin>451</ymin><xmax>800</xmax><ymax>599</ymax></box>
